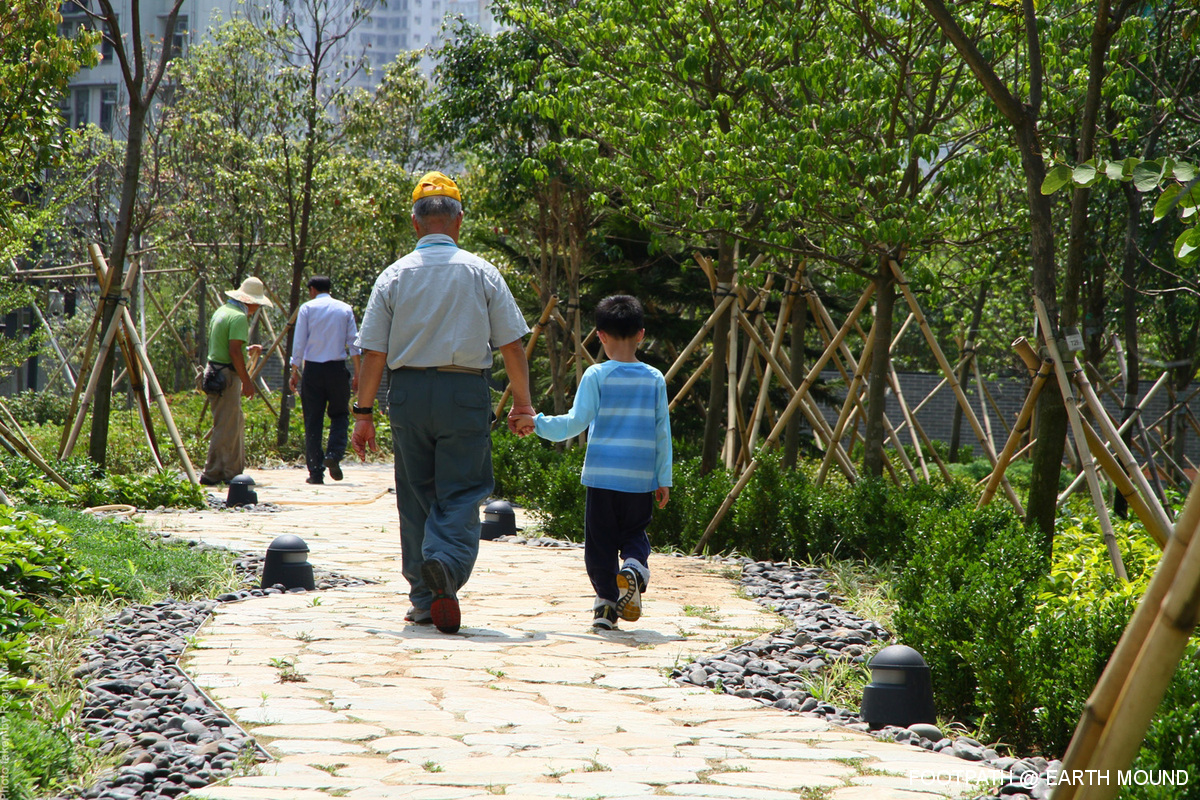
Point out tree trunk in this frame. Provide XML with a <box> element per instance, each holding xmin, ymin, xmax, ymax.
<box><xmin>89</xmin><ymin>99</ymin><xmax>147</xmax><ymax>468</ymax></box>
<box><xmin>783</xmin><ymin>280</ymin><xmax>808</xmax><ymax>467</ymax></box>
<box><xmin>862</xmin><ymin>257</ymin><xmax>895</xmax><ymax>478</ymax></box>
<box><xmin>700</xmin><ymin>237</ymin><xmax>735</xmax><ymax>474</ymax></box>
<box><xmin>1015</xmin><ymin>118</ymin><xmax>1068</xmax><ymax>550</ymax></box>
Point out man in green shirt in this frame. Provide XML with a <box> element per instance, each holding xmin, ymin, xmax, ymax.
<box><xmin>200</xmin><ymin>276</ymin><xmax>273</xmax><ymax>485</ymax></box>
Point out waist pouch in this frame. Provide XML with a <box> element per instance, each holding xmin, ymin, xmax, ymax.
<box><xmin>202</xmin><ymin>363</ymin><xmax>230</xmax><ymax>396</ymax></box>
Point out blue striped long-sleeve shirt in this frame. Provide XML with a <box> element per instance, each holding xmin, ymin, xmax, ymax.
<box><xmin>534</xmin><ymin>360</ymin><xmax>672</xmax><ymax>493</ymax></box>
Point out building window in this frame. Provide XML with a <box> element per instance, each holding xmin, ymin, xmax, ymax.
<box><xmin>170</xmin><ymin>15</ymin><xmax>189</xmax><ymax>58</ymax></box>
<box><xmin>101</xmin><ymin>16</ymin><xmax>117</xmax><ymax>61</ymax></box>
<box><xmin>73</xmin><ymin>88</ymin><xmax>90</xmax><ymax>128</ymax></box>
<box><xmin>99</xmin><ymin>86</ymin><xmax>117</xmax><ymax>133</ymax></box>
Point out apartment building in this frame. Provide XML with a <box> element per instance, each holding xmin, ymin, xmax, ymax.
<box><xmin>59</xmin><ymin>0</ymin><xmax>496</xmax><ymax>131</ymax></box>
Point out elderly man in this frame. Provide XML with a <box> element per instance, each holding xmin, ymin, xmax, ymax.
<box><xmin>200</xmin><ymin>276</ymin><xmax>272</xmax><ymax>486</ymax></box>
<box><xmin>352</xmin><ymin>172</ymin><xmax>534</xmax><ymax>634</ymax></box>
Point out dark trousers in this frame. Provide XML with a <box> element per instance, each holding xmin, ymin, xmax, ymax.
<box><xmin>300</xmin><ymin>360</ymin><xmax>351</xmax><ymax>478</ymax></box>
<box><xmin>388</xmin><ymin>367</ymin><xmax>493</xmax><ymax>610</ymax></box>
<box><xmin>584</xmin><ymin>486</ymin><xmax>653</xmax><ymax>603</ymax></box>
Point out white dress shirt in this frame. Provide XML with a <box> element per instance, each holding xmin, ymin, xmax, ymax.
<box><xmin>291</xmin><ymin>293</ymin><xmax>361</xmax><ymax>366</ymax></box>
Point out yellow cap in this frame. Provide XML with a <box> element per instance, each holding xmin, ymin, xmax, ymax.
<box><xmin>412</xmin><ymin>171</ymin><xmax>461</xmax><ymax>203</ymax></box>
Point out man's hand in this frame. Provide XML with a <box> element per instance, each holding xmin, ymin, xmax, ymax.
<box><xmin>508</xmin><ymin>403</ymin><xmax>536</xmax><ymax>436</ymax></box>
<box><xmin>289</xmin><ymin>372</ymin><xmax>299</xmax><ymax>393</ymax></box>
<box><xmin>352</xmin><ymin>417</ymin><xmax>379</xmax><ymax>460</ymax></box>
<box><xmin>510</xmin><ymin>413</ymin><xmax>536</xmax><ymax>436</ymax></box>
<box><xmin>655</xmin><ymin>487</ymin><xmax>670</xmax><ymax>509</ymax></box>
<box><xmin>241</xmin><ymin>379</ymin><xmax>256</xmax><ymax>399</ymax></box>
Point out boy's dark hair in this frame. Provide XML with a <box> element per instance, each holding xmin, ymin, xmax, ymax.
<box><xmin>595</xmin><ymin>295</ymin><xmax>644</xmax><ymax>339</ymax></box>
<box><xmin>308</xmin><ymin>275</ymin><xmax>332</xmax><ymax>293</ymax></box>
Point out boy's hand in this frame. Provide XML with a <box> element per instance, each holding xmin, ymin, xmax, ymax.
<box><xmin>510</xmin><ymin>413</ymin><xmax>536</xmax><ymax>436</ymax></box>
<box><xmin>656</xmin><ymin>487</ymin><xmax>670</xmax><ymax>508</ymax></box>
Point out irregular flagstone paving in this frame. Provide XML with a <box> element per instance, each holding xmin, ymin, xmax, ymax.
<box><xmin>144</xmin><ymin>465</ymin><xmax>999</xmax><ymax>800</ymax></box>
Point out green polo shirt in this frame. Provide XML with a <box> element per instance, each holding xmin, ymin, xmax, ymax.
<box><xmin>207</xmin><ymin>301</ymin><xmax>250</xmax><ymax>364</ymax></box>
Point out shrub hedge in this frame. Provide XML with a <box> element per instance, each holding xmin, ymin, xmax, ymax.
<box><xmin>495</xmin><ymin>429</ymin><xmax>1199</xmax><ymax>769</ymax></box>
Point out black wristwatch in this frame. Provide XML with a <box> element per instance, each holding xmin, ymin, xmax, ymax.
<box><xmin>353</xmin><ymin>404</ymin><xmax>374</xmax><ymax>415</ymax></box>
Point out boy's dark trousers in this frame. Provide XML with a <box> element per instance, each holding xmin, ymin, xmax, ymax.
<box><xmin>585</xmin><ymin>486</ymin><xmax>653</xmax><ymax>603</ymax></box>
<box><xmin>300</xmin><ymin>360</ymin><xmax>351</xmax><ymax>479</ymax></box>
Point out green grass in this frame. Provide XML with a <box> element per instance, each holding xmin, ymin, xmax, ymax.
<box><xmin>28</xmin><ymin>507</ymin><xmax>241</xmax><ymax>603</ymax></box>
<box><xmin>1</xmin><ymin>508</ymin><xmax>244</xmax><ymax>800</ymax></box>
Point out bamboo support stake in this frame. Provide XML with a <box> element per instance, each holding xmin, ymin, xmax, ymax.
<box><xmin>88</xmin><ymin>252</ymin><xmax>162</xmax><ymax>467</ymax></box>
<box><xmin>89</xmin><ymin>248</ymin><xmax>196</xmax><ymax>481</ymax></box>
<box><xmin>669</xmin><ymin>353</ymin><xmax>714</xmax><ymax>410</ymax></box>
<box><xmin>971</xmin><ymin>355</ymin><xmax>997</xmax><ymax>452</ymax></box>
<box><xmin>979</xmin><ymin>339</ymin><xmax>1049</xmax><ymax>511</ymax></box>
<box><xmin>733</xmin><ymin>305</ymin><xmax>857</xmax><ymax>480</ymax></box>
<box><xmin>59</xmin><ymin>263</ymin><xmax>120</xmax><ymax>457</ymax></box>
<box><xmin>722</xmin><ymin>280</ymin><xmax>740</xmax><ymax>470</ymax></box>
<box><xmin>747</xmin><ymin>285</ymin><xmax>796</xmax><ymax>452</ymax></box>
<box><xmin>1080</xmin><ymin>418</ymin><xmax>1168</xmax><ymax>548</ymax></box>
<box><xmin>1061</xmin><ymin>479</ymin><xmax>1200</xmax><ymax>800</ymax></box>
<box><xmin>1073</xmin><ymin>361</ymin><xmax>1175</xmax><ymax>542</ymax></box>
<box><xmin>494</xmin><ymin>295</ymin><xmax>559</xmax><ymax>421</ymax></box>
<box><xmin>664</xmin><ymin>293</ymin><xmax>737</xmax><ymax>383</ymax></box>
<box><xmin>890</xmin><ymin>260</ymin><xmax>1022</xmax><ymax>511</ymax></box>
<box><xmin>1034</xmin><ymin>298</ymin><xmax>1127</xmax><ymax>582</ymax></box>
<box><xmin>888</xmin><ymin>362</ymin><xmax>932</xmax><ymax>481</ymax></box>
<box><xmin>30</xmin><ymin>301</ymin><xmax>76</xmax><ymax>390</ymax></box>
<box><xmin>692</xmin><ymin>283</ymin><xmax>876</xmax><ymax>554</ymax></box>
<box><xmin>0</xmin><ymin>419</ymin><xmax>72</xmax><ymax>490</ymax></box>
<box><xmin>817</xmin><ymin>326</ymin><xmax>877</xmax><ymax>486</ymax></box>
<box><xmin>62</xmin><ymin>264</ymin><xmax>143</xmax><ymax>458</ymax></box>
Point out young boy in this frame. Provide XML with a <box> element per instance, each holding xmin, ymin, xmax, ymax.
<box><xmin>514</xmin><ymin>295</ymin><xmax>672</xmax><ymax>629</ymax></box>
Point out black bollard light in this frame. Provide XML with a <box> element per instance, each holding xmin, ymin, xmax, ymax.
<box><xmin>480</xmin><ymin>499</ymin><xmax>516</xmax><ymax>540</ymax></box>
<box><xmin>226</xmin><ymin>474</ymin><xmax>257</xmax><ymax>507</ymax></box>
<box><xmin>260</xmin><ymin>534</ymin><xmax>315</xmax><ymax>591</ymax></box>
<box><xmin>859</xmin><ymin>644</ymin><xmax>937</xmax><ymax>729</ymax></box>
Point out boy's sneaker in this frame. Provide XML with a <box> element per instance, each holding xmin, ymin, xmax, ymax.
<box><xmin>593</xmin><ymin>604</ymin><xmax>619</xmax><ymax>630</ymax></box>
<box><xmin>421</xmin><ymin>559</ymin><xmax>460</xmax><ymax>634</ymax></box>
<box><xmin>615</xmin><ymin>567</ymin><xmax>642</xmax><ymax>622</ymax></box>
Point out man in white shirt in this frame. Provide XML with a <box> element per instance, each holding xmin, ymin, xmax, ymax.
<box><xmin>290</xmin><ymin>275</ymin><xmax>361</xmax><ymax>484</ymax></box>
<box><xmin>351</xmin><ymin>171</ymin><xmax>534</xmax><ymax>634</ymax></box>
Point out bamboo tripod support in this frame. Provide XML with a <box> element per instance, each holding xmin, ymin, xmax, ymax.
<box><xmin>979</xmin><ymin>339</ymin><xmax>1050</xmax><ymax>509</ymax></box>
<box><xmin>1034</xmin><ymin>298</ymin><xmax>1127</xmax><ymax>581</ymax></box>
<box><xmin>493</xmin><ymin>295</ymin><xmax>559</xmax><ymax>422</ymax></box>
<box><xmin>1056</xmin><ymin>478</ymin><xmax>1200</xmax><ymax>800</ymax></box>
<box><xmin>61</xmin><ymin>264</ymin><xmax>143</xmax><ymax>458</ymax></box>
<box><xmin>0</xmin><ymin>409</ymin><xmax>72</xmax><ymax>491</ymax></box>
<box><xmin>691</xmin><ymin>283</ymin><xmax>876</xmax><ymax>554</ymax></box>
<box><xmin>90</xmin><ymin>247</ymin><xmax>198</xmax><ymax>483</ymax></box>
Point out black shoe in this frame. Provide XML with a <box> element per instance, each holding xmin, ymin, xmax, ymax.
<box><xmin>615</xmin><ymin>567</ymin><xmax>642</xmax><ymax>622</ymax></box>
<box><xmin>422</xmin><ymin>559</ymin><xmax>460</xmax><ymax>634</ymax></box>
<box><xmin>593</xmin><ymin>604</ymin><xmax>619</xmax><ymax>630</ymax></box>
<box><xmin>306</xmin><ymin>475</ymin><xmax>324</xmax><ymax>485</ymax></box>
<box><xmin>199</xmin><ymin>475</ymin><xmax>219</xmax><ymax>486</ymax></box>
<box><xmin>324</xmin><ymin>456</ymin><xmax>343</xmax><ymax>481</ymax></box>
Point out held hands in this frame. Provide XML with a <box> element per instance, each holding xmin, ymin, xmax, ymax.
<box><xmin>655</xmin><ymin>487</ymin><xmax>670</xmax><ymax>509</ymax></box>
<box><xmin>507</xmin><ymin>404</ymin><xmax>536</xmax><ymax>437</ymax></box>
<box><xmin>510</xmin><ymin>414</ymin><xmax>536</xmax><ymax>436</ymax></box>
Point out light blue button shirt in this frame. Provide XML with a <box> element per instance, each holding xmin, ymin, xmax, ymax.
<box><xmin>290</xmin><ymin>293</ymin><xmax>361</xmax><ymax>366</ymax></box>
<box><xmin>356</xmin><ymin>234</ymin><xmax>530</xmax><ymax>370</ymax></box>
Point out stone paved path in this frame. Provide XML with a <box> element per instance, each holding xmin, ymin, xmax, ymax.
<box><xmin>146</xmin><ymin>465</ymin><xmax>999</xmax><ymax>800</ymax></box>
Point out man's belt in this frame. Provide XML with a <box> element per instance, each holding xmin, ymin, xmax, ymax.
<box><xmin>397</xmin><ymin>365</ymin><xmax>485</xmax><ymax>376</ymax></box>
<box><xmin>208</xmin><ymin>361</ymin><xmax>233</xmax><ymax>369</ymax></box>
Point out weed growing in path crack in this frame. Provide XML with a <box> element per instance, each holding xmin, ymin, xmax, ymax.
<box><xmin>422</xmin><ymin>761</ymin><xmax>443</xmax><ymax>773</ymax></box>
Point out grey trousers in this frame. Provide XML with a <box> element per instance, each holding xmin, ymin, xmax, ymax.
<box><xmin>388</xmin><ymin>368</ymin><xmax>493</xmax><ymax>610</ymax></box>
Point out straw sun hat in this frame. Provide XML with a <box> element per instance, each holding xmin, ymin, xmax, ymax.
<box><xmin>225</xmin><ymin>277</ymin><xmax>274</xmax><ymax>307</ymax></box>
